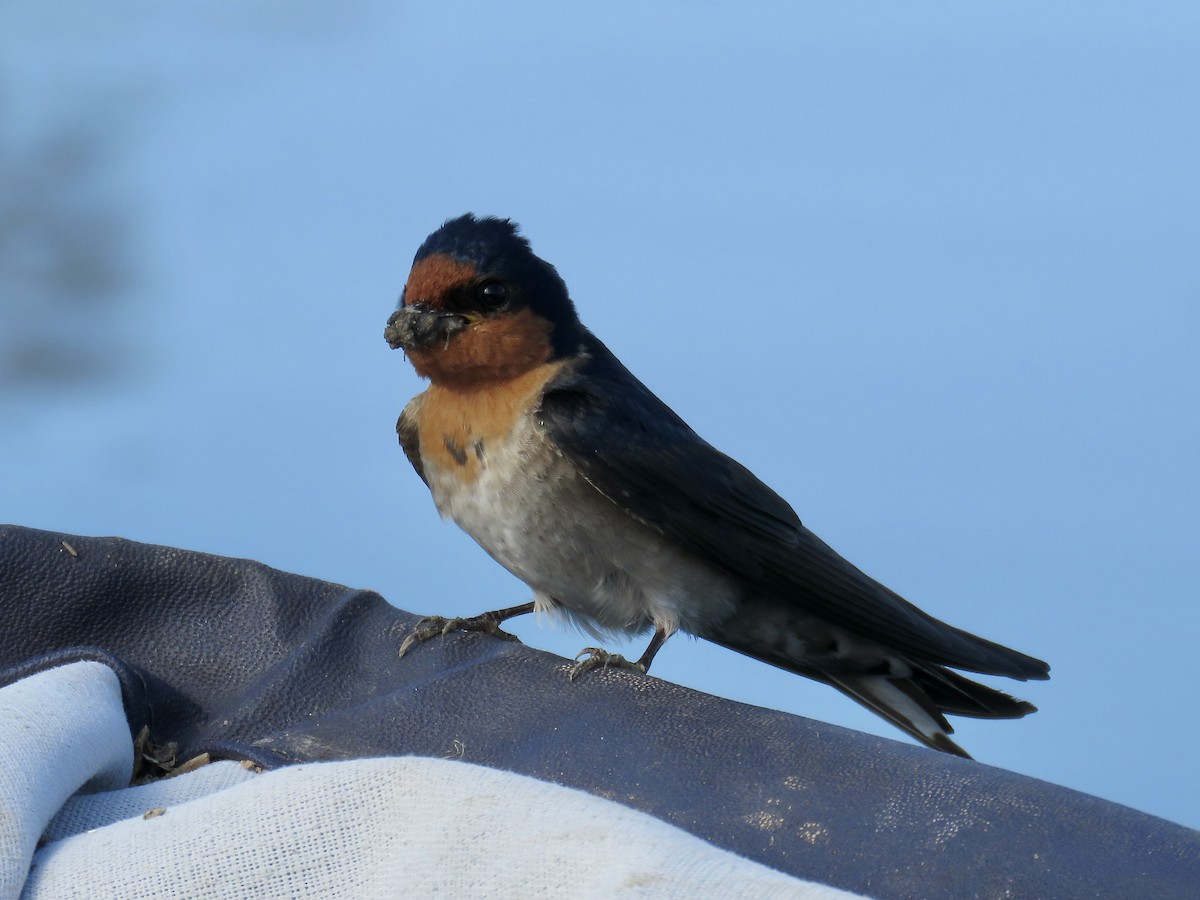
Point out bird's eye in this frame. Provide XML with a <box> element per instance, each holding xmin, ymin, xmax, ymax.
<box><xmin>479</xmin><ymin>281</ymin><xmax>508</xmax><ymax>308</ymax></box>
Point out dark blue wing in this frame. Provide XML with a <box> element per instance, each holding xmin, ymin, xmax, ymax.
<box><xmin>537</xmin><ymin>334</ymin><xmax>1048</xmax><ymax>680</ymax></box>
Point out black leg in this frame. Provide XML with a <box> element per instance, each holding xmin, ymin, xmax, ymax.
<box><xmin>635</xmin><ymin>625</ymin><xmax>671</xmax><ymax>673</ymax></box>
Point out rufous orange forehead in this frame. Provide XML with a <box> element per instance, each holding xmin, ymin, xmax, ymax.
<box><xmin>403</xmin><ymin>254</ymin><xmax>478</xmax><ymax>309</ymax></box>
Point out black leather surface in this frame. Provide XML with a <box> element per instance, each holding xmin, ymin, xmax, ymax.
<box><xmin>2</xmin><ymin>524</ymin><xmax>1197</xmax><ymax>899</ymax></box>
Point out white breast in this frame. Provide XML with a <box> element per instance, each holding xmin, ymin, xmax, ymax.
<box><xmin>423</xmin><ymin>412</ymin><xmax>739</xmax><ymax>640</ymax></box>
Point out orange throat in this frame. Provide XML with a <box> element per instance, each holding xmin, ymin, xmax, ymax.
<box><xmin>416</xmin><ymin>359</ymin><xmax>566</xmax><ymax>481</ymax></box>
<box><xmin>406</xmin><ymin>307</ymin><xmax>557</xmax><ymax>388</ymax></box>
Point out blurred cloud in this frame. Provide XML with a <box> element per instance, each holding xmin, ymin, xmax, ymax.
<box><xmin>0</xmin><ymin>102</ymin><xmax>135</xmax><ymax>393</ymax></box>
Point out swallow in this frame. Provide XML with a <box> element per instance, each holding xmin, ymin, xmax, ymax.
<box><xmin>384</xmin><ymin>213</ymin><xmax>1049</xmax><ymax>758</ymax></box>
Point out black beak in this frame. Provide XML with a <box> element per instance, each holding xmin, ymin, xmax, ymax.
<box><xmin>384</xmin><ymin>304</ymin><xmax>473</xmax><ymax>351</ymax></box>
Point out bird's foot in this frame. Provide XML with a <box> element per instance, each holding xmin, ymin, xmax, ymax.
<box><xmin>398</xmin><ymin>614</ymin><xmax>523</xmax><ymax>658</ymax></box>
<box><xmin>568</xmin><ymin>647</ymin><xmax>647</xmax><ymax>682</ymax></box>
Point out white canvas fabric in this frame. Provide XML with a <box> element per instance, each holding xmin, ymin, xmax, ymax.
<box><xmin>3</xmin><ymin>663</ymin><xmax>869</xmax><ymax>899</ymax></box>
<box><xmin>0</xmin><ymin>662</ymin><xmax>132</xmax><ymax>899</ymax></box>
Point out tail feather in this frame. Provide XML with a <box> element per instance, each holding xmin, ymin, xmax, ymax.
<box><xmin>913</xmin><ymin>664</ymin><xmax>1038</xmax><ymax>720</ymax></box>
<box><xmin>705</xmin><ymin>617</ymin><xmax>1044</xmax><ymax>757</ymax></box>
<box><xmin>822</xmin><ymin>663</ymin><xmax>1039</xmax><ymax>758</ymax></box>
<box><xmin>825</xmin><ymin>671</ymin><xmax>972</xmax><ymax>758</ymax></box>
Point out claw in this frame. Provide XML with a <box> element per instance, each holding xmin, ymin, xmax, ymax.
<box><xmin>568</xmin><ymin>647</ymin><xmax>647</xmax><ymax>681</ymax></box>
<box><xmin>398</xmin><ymin>614</ymin><xmax>523</xmax><ymax>658</ymax></box>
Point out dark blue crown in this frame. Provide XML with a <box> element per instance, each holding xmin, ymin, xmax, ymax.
<box><xmin>414</xmin><ymin>214</ymin><xmax>532</xmax><ymax>270</ymax></box>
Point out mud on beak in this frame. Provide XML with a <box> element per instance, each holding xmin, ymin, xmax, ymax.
<box><xmin>384</xmin><ymin>304</ymin><xmax>474</xmax><ymax>351</ymax></box>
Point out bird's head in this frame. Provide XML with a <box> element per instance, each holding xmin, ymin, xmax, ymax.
<box><xmin>385</xmin><ymin>214</ymin><xmax>582</xmax><ymax>387</ymax></box>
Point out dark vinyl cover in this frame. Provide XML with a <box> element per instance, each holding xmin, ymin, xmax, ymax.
<box><xmin>1</xmin><ymin>524</ymin><xmax>1196</xmax><ymax>899</ymax></box>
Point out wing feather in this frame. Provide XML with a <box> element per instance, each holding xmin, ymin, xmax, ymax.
<box><xmin>538</xmin><ymin>336</ymin><xmax>1048</xmax><ymax>680</ymax></box>
<box><xmin>397</xmin><ymin>394</ymin><xmax>428</xmax><ymax>486</ymax></box>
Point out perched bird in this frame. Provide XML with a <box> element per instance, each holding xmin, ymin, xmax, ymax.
<box><xmin>385</xmin><ymin>213</ymin><xmax>1049</xmax><ymax>758</ymax></box>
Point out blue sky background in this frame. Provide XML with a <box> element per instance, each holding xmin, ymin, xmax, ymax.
<box><xmin>3</xmin><ymin>2</ymin><xmax>1197</xmax><ymax>830</ymax></box>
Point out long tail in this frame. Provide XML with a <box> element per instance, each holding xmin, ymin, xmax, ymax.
<box><xmin>821</xmin><ymin>665</ymin><xmax>1037</xmax><ymax>758</ymax></box>
<box><xmin>706</xmin><ymin>622</ymin><xmax>1041</xmax><ymax>758</ymax></box>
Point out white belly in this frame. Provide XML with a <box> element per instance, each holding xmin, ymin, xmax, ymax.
<box><xmin>423</xmin><ymin>414</ymin><xmax>739</xmax><ymax>640</ymax></box>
